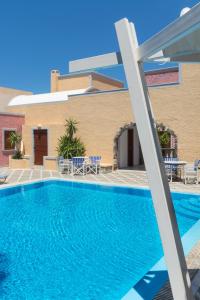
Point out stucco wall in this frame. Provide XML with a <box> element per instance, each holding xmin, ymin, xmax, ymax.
<box><xmin>51</xmin><ymin>71</ymin><xmax>123</xmax><ymax>93</ymax></box>
<box><xmin>150</xmin><ymin>64</ymin><xmax>200</xmax><ymax>161</ymax></box>
<box><xmin>57</xmin><ymin>75</ymin><xmax>90</xmax><ymax>91</ymax></box>
<box><xmin>91</xmin><ymin>73</ymin><xmax>123</xmax><ymax>91</ymax></box>
<box><xmin>8</xmin><ymin>64</ymin><xmax>200</xmax><ymax>165</ymax></box>
<box><xmin>0</xmin><ymin>87</ymin><xmax>31</xmax><ymax>112</ymax></box>
<box><xmin>0</xmin><ymin>113</ymin><xmax>25</xmax><ymax>166</ymax></box>
<box><xmin>8</xmin><ymin>92</ymin><xmax>132</xmax><ymax>164</ymax></box>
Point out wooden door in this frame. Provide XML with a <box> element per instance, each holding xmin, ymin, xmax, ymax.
<box><xmin>34</xmin><ymin>129</ymin><xmax>48</xmax><ymax>165</ymax></box>
<box><xmin>127</xmin><ymin>129</ymin><xmax>134</xmax><ymax>167</ymax></box>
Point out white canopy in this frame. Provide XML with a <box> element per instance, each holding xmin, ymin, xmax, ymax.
<box><xmin>137</xmin><ymin>3</ymin><xmax>200</xmax><ymax>63</ymax></box>
<box><xmin>69</xmin><ymin>4</ymin><xmax>200</xmax><ymax>74</ymax></box>
<box><xmin>8</xmin><ymin>88</ymin><xmax>92</xmax><ymax>106</ymax></box>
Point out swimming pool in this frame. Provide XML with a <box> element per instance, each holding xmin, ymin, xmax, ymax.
<box><xmin>0</xmin><ymin>180</ymin><xmax>200</xmax><ymax>299</ymax></box>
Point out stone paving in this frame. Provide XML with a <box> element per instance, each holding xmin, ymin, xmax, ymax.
<box><xmin>154</xmin><ymin>241</ymin><xmax>200</xmax><ymax>300</ymax></box>
<box><xmin>1</xmin><ymin>167</ymin><xmax>200</xmax><ymax>299</ymax></box>
<box><xmin>2</xmin><ymin>167</ymin><xmax>200</xmax><ymax>194</ymax></box>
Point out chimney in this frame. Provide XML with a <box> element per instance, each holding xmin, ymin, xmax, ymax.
<box><xmin>51</xmin><ymin>70</ymin><xmax>60</xmax><ymax>92</ymax></box>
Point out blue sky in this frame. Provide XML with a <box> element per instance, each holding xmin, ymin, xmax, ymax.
<box><xmin>0</xmin><ymin>0</ymin><xmax>199</xmax><ymax>93</ymax></box>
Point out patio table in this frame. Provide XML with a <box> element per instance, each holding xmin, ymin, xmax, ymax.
<box><xmin>164</xmin><ymin>161</ymin><xmax>187</xmax><ymax>182</ymax></box>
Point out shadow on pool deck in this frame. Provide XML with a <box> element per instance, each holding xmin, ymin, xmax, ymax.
<box><xmin>132</xmin><ymin>268</ymin><xmax>199</xmax><ymax>300</ymax></box>
<box><xmin>132</xmin><ymin>269</ymin><xmax>168</xmax><ymax>300</ymax></box>
<box><xmin>153</xmin><ymin>268</ymin><xmax>200</xmax><ymax>300</ymax></box>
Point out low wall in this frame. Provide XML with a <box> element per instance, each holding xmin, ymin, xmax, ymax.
<box><xmin>9</xmin><ymin>155</ymin><xmax>32</xmax><ymax>169</ymax></box>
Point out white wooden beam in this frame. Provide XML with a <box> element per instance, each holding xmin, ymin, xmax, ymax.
<box><xmin>69</xmin><ymin>52</ymin><xmax>122</xmax><ymax>73</ymax></box>
<box><xmin>115</xmin><ymin>18</ymin><xmax>193</xmax><ymax>300</ymax></box>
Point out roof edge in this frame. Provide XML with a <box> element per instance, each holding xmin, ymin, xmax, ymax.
<box><xmin>0</xmin><ymin>112</ymin><xmax>25</xmax><ymax>117</ymax></box>
<box><xmin>58</xmin><ymin>70</ymin><xmax>124</xmax><ymax>85</ymax></box>
<box><xmin>145</xmin><ymin>66</ymin><xmax>179</xmax><ymax>75</ymax></box>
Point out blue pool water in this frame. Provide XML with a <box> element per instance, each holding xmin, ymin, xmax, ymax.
<box><xmin>0</xmin><ymin>180</ymin><xmax>200</xmax><ymax>299</ymax></box>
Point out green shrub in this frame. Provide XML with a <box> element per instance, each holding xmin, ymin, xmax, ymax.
<box><xmin>158</xmin><ymin>131</ymin><xmax>170</xmax><ymax>148</ymax></box>
<box><xmin>57</xmin><ymin>118</ymin><xmax>85</xmax><ymax>159</ymax></box>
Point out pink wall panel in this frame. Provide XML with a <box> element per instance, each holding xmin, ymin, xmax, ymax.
<box><xmin>0</xmin><ymin>114</ymin><xmax>25</xmax><ymax>166</ymax></box>
<box><xmin>145</xmin><ymin>70</ymin><xmax>179</xmax><ymax>86</ymax></box>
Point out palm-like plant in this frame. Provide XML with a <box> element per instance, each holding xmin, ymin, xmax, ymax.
<box><xmin>158</xmin><ymin>131</ymin><xmax>170</xmax><ymax>148</ymax></box>
<box><xmin>65</xmin><ymin>118</ymin><xmax>78</xmax><ymax>140</ymax></box>
<box><xmin>9</xmin><ymin>132</ymin><xmax>23</xmax><ymax>159</ymax></box>
<box><xmin>57</xmin><ymin>119</ymin><xmax>85</xmax><ymax>159</ymax></box>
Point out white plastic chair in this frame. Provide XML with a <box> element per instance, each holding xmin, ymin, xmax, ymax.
<box><xmin>163</xmin><ymin>157</ymin><xmax>178</xmax><ymax>181</ymax></box>
<box><xmin>72</xmin><ymin>157</ymin><xmax>86</xmax><ymax>175</ymax></box>
<box><xmin>88</xmin><ymin>156</ymin><xmax>101</xmax><ymax>174</ymax></box>
<box><xmin>184</xmin><ymin>161</ymin><xmax>199</xmax><ymax>184</ymax></box>
<box><xmin>58</xmin><ymin>157</ymin><xmax>72</xmax><ymax>174</ymax></box>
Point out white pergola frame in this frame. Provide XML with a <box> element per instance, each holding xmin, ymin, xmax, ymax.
<box><xmin>69</xmin><ymin>4</ymin><xmax>200</xmax><ymax>299</ymax></box>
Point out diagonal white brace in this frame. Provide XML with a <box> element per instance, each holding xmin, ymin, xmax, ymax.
<box><xmin>115</xmin><ymin>18</ymin><xmax>193</xmax><ymax>300</ymax></box>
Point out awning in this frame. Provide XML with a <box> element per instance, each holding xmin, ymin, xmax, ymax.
<box><xmin>137</xmin><ymin>3</ymin><xmax>200</xmax><ymax>63</ymax></box>
<box><xmin>8</xmin><ymin>88</ymin><xmax>93</xmax><ymax>106</ymax></box>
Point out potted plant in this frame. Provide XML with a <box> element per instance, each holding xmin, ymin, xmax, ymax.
<box><xmin>9</xmin><ymin>132</ymin><xmax>23</xmax><ymax>159</ymax></box>
<box><xmin>57</xmin><ymin>118</ymin><xmax>85</xmax><ymax>158</ymax></box>
<box><xmin>158</xmin><ymin>131</ymin><xmax>170</xmax><ymax>148</ymax></box>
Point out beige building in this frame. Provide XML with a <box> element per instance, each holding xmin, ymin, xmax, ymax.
<box><xmin>0</xmin><ymin>87</ymin><xmax>31</xmax><ymax>112</ymax></box>
<box><xmin>50</xmin><ymin>70</ymin><xmax>124</xmax><ymax>92</ymax></box>
<box><xmin>7</xmin><ymin>64</ymin><xmax>200</xmax><ymax>170</ymax></box>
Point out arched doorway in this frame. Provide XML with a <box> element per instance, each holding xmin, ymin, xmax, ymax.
<box><xmin>114</xmin><ymin>122</ymin><xmax>177</xmax><ymax>169</ymax></box>
<box><xmin>114</xmin><ymin>123</ymin><xmax>144</xmax><ymax>169</ymax></box>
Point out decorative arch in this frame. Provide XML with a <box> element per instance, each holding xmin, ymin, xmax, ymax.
<box><xmin>113</xmin><ymin>122</ymin><xmax>177</xmax><ymax>168</ymax></box>
<box><xmin>113</xmin><ymin>122</ymin><xmax>136</xmax><ymax>160</ymax></box>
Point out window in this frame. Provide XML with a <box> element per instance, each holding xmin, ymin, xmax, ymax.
<box><xmin>3</xmin><ymin>130</ymin><xmax>16</xmax><ymax>150</ymax></box>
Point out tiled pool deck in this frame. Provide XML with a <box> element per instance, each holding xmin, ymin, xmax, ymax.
<box><xmin>3</xmin><ymin>167</ymin><xmax>200</xmax><ymax>193</ymax></box>
<box><xmin>1</xmin><ymin>167</ymin><xmax>200</xmax><ymax>299</ymax></box>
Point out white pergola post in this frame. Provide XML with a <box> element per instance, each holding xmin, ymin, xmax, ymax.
<box><xmin>115</xmin><ymin>18</ymin><xmax>193</xmax><ymax>300</ymax></box>
<box><xmin>69</xmin><ymin>5</ymin><xmax>200</xmax><ymax>298</ymax></box>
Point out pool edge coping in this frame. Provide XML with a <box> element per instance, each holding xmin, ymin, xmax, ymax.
<box><xmin>1</xmin><ymin>176</ymin><xmax>200</xmax><ymax>197</ymax></box>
